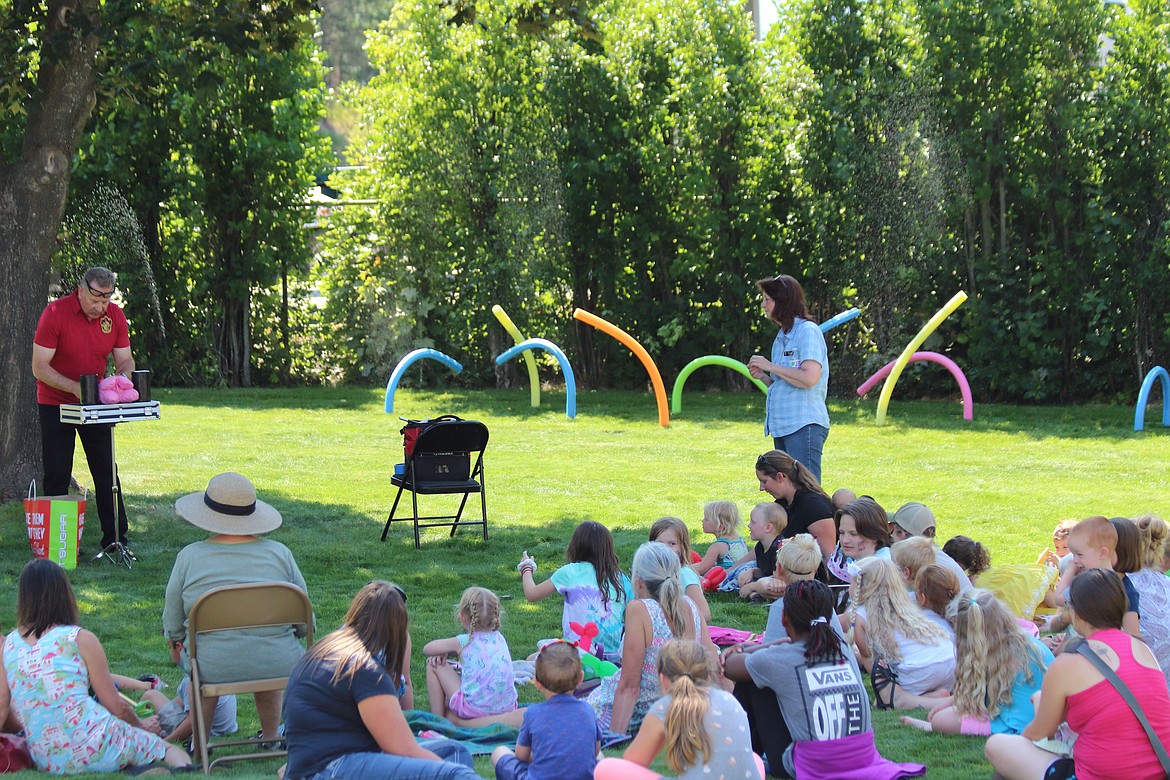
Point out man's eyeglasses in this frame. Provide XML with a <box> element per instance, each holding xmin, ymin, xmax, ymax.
<box><xmin>86</xmin><ymin>283</ymin><xmax>116</xmax><ymax>300</ymax></box>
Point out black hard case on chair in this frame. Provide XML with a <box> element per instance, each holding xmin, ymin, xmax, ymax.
<box><xmin>381</xmin><ymin>417</ymin><xmax>488</xmax><ymax>548</ymax></box>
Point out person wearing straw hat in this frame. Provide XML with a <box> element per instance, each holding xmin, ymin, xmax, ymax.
<box><xmin>163</xmin><ymin>472</ymin><xmax>311</xmax><ymax>747</ymax></box>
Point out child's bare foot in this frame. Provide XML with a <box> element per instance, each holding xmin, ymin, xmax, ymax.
<box><xmin>900</xmin><ymin>716</ymin><xmax>932</xmax><ymax>732</ymax></box>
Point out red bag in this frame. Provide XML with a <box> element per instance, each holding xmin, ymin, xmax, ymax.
<box><xmin>0</xmin><ymin>733</ymin><xmax>33</xmax><ymax>773</ymax></box>
<box><xmin>400</xmin><ymin>415</ymin><xmax>461</xmax><ymax>457</ymax></box>
<box><xmin>25</xmin><ymin>481</ymin><xmax>86</xmax><ymax>570</ymax></box>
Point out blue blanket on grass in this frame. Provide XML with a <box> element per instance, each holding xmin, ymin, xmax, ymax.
<box><xmin>404</xmin><ymin>710</ymin><xmax>629</xmax><ymax>754</ymax></box>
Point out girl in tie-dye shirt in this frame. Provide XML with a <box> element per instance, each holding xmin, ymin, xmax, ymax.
<box><xmin>519</xmin><ymin>521</ymin><xmax>634</xmax><ymax>663</ymax></box>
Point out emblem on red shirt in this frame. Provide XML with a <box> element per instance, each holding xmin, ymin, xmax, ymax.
<box><xmin>100</xmin><ymin>315</ymin><xmax>113</xmax><ymax>334</ymax></box>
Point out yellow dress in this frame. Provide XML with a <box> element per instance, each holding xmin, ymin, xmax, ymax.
<box><xmin>975</xmin><ymin>563</ymin><xmax>1058</xmax><ymax>620</ymax></box>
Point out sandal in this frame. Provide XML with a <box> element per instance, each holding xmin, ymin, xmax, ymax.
<box><xmin>870</xmin><ymin>657</ymin><xmax>898</xmax><ymax>710</ymax></box>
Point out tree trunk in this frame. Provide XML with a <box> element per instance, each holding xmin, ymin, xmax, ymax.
<box><xmin>218</xmin><ymin>293</ymin><xmax>252</xmax><ymax>388</ymax></box>
<box><xmin>0</xmin><ymin>0</ymin><xmax>101</xmax><ymax>501</ymax></box>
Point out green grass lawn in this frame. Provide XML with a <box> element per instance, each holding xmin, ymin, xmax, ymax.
<box><xmin>1</xmin><ymin>387</ymin><xmax>1167</xmax><ymax>778</ymax></box>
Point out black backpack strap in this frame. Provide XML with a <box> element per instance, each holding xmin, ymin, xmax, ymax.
<box><xmin>1071</xmin><ymin>638</ymin><xmax>1170</xmax><ymax>777</ymax></box>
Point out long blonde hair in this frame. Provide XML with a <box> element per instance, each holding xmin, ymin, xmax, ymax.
<box><xmin>852</xmin><ymin>557</ymin><xmax>949</xmax><ymax>662</ymax></box>
<box><xmin>657</xmin><ymin>640</ymin><xmax>713</xmax><ymax>774</ymax></box>
<box><xmin>952</xmin><ymin>589</ymin><xmax>1047</xmax><ymax>718</ymax></box>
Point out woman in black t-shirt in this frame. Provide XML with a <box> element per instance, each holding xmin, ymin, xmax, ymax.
<box><xmin>754</xmin><ymin>450</ymin><xmax>836</xmax><ymax>561</ymax></box>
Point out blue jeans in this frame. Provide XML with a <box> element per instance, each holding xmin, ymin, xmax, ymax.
<box><xmin>493</xmin><ymin>753</ymin><xmax>531</xmax><ymax>780</ymax></box>
<box><xmin>773</xmin><ymin>424</ymin><xmax>828</xmax><ymax>484</ymax></box>
<box><xmin>306</xmin><ymin>739</ymin><xmax>478</xmax><ymax>780</ymax></box>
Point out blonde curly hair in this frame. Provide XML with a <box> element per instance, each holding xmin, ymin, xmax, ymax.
<box><xmin>1136</xmin><ymin>514</ymin><xmax>1168</xmax><ymax>569</ymax></box>
<box><xmin>952</xmin><ymin>589</ymin><xmax>1047</xmax><ymax>719</ymax></box>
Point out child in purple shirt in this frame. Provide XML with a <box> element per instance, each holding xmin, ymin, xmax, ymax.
<box><xmin>492</xmin><ymin>642</ymin><xmax>602</xmax><ymax>780</ymax></box>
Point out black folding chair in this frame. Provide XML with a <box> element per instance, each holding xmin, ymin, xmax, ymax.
<box><xmin>381</xmin><ymin>419</ymin><xmax>489</xmax><ymax>548</ymax></box>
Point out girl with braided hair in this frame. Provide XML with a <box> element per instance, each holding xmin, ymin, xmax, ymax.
<box><xmin>594</xmin><ymin>640</ymin><xmax>763</xmax><ymax>780</ymax></box>
<box><xmin>722</xmin><ymin>579</ymin><xmax>925</xmax><ymax>779</ymax></box>
<box><xmin>424</xmin><ymin>587</ymin><xmax>524</xmax><ymax>727</ymax></box>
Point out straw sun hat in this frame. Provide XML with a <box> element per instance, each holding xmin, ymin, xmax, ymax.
<box><xmin>175</xmin><ymin>472</ymin><xmax>282</xmax><ymax>535</ymax></box>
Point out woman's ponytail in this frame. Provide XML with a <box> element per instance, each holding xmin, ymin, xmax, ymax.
<box><xmin>634</xmin><ymin>542</ymin><xmax>690</xmax><ymax>637</ymax></box>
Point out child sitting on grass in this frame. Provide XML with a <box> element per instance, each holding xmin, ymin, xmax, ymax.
<box><xmin>424</xmin><ymin>586</ymin><xmax>524</xmax><ymax>728</ymax></box>
<box><xmin>491</xmin><ymin>642</ymin><xmax>601</xmax><ymax>780</ymax></box>
<box><xmin>694</xmin><ymin>501</ymin><xmax>749</xmax><ymax>576</ymax></box>
<box><xmin>1037</xmin><ymin>519</ymin><xmax>1078</xmax><ymax>568</ymax></box>
<box><xmin>1047</xmin><ymin>516</ymin><xmax>1142</xmax><ymax>639</ymax></box>
<box><xmin>891</xmin><ymin>537</ymin><xmax>939</xmax><ymax>588</ymax></box>
<box><xmin>761</xmin><ymin>534</ymin><xmax>823</xmax><ymax>641</ymax></box>
<box><xmin>595</xmin><ymin>640</ymin><xmax>762</xmax><ymax>780</ymax></box>
<box><xmin>899</xmin><ymin>589</ymin><xmax>1052</xmax><ymax>736</ymax></box>
<box><xmin>648</xmin><ymin>517</ymin><xmax>712</xmax><ymax>624</ymax></box>
<box><xmin>131</xmin><ymin>641</ymin><xmax>238</xmax><ymax>746</ymax></box>
<box><xmin>518</xmin><ymin>520</ymin><xmax>633</xmax><ymax>663</ymax></box>
<box><xmin>758</xmin><ymin>532</ymin><xmax>822</xmax><ymax>601</ymax></box>
<box><xmin>736</xmin><ymin>503</ymin><xmax>787</xmax><ymax>601</ymax></box>
<box><xmin>913</xmin><ymin>565</ymin><xmax>960</xmax><ymax>637</ymax></box>
<box><xmin>944</xmin><ymin>535</ymin><xmax>1058</xmax><ymax>624</ymax></box>
<box><xmin>943</xmin><ymin>535</ymin><xmax>991</xmax><ymax>582</ymax></box>
<box><xmin>851</xmin><ymin>557</ymin><xmax>955</xmax><ymax>710</ymax></box>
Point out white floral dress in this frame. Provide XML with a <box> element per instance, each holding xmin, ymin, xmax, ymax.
<box><xmin>3</xmin><ymin>625</ymin><xmax>167</xmax><ymax>774</ymax></box>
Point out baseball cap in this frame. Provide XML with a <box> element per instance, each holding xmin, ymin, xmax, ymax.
<box><xmin>892</xmin><ymin>502</ymin><xmax>936</xmax><ymax>537</ymax></box>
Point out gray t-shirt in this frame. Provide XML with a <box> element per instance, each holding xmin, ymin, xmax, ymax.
<box><xmin>744</xmin><ymin>639</ymin><xmax>870</xmax><ymax>776</ymax></box>
<box><xmin>934</xmin><ymin>547</ymin><xmax>973</xmax><ymax>591</ymax></box>
<box><xmin>763</xmin><ymin>597</ymin><xmax>787</xmax><ymax>643</ymax></box>
<box><xmin>647</xmin><ymin>687</ymin><xmax>758</xmax><ymax>780</ymax></box>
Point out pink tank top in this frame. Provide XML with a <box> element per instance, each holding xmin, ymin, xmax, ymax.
<box><xmin>1065</xmin><ymin>628</ymin><xmax>1170</xmax><ymax>780</ymax></box>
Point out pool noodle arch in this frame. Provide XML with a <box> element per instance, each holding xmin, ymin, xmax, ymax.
<box><xmin>671</xmin><ymin>357</ymin><xmax>768</xmax><ymax>414</ymax></box>
<box><xmin>820</xmin><ymin>307</ymin><xmax>860</xmax><ymax>333</ymax></box>
<box><xmin>876</xmin><ymin>290</ymin><xmax>968</xmax><ymax>425</ymax></box>
<box><xmin>670</xmin><ymin>308</ymin><xmax>861</xmax><ymax>415</ymax></box>
<box><xmin>1134</xmin><ymin>365</ymin><xmax>1170</xmax><ymax>432</ymax></box>
<box><xmin>491</xmin><ymin>305</ymin><xmax>540</xmax><ymax>408</ymax></box>
<box><xmin>496</xmin><ymin>339</ymin><xmax>576</xmax><ymax>419</ymax></box>
<box><xmin>857</xmin><ymin>352</ymin><xmax>973</xmax><ymax>420</ymax></box>
<box><xmin>384</xmin><ymin>348</ymin><xmax>463</xmax><ymax>414</ymax></box>
<box><xmin>573</xmin><ymin>309</ymin><xmax>670</xmax><ymax>427</ymax></box>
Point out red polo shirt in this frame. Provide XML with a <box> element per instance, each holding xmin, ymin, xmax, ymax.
<box><xmin>34</xmin><ymin>291</ymin><xmax>131</xmax><ymax>405</ymax></box>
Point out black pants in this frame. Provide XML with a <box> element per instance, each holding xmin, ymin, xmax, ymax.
<box><xmin>733</xmin><ymin>679</ymin><xmax>794</xmax><ymax>779</ymax></box>
<box><xmin>39</xmin><ymin>404</ymin><xmax>128</xmax><ymax>549</ymax></box>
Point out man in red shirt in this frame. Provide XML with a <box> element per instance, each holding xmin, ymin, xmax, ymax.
<box><xmin>32</xmin><ymin>267</ymin><xmax>136</xmax><ymax>556</ymax></box>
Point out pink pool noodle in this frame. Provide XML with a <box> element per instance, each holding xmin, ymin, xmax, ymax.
<box><xmin>856</xmin><ymin>351</ymin><xmax>973</xmax><ymax>421</ymax></box>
